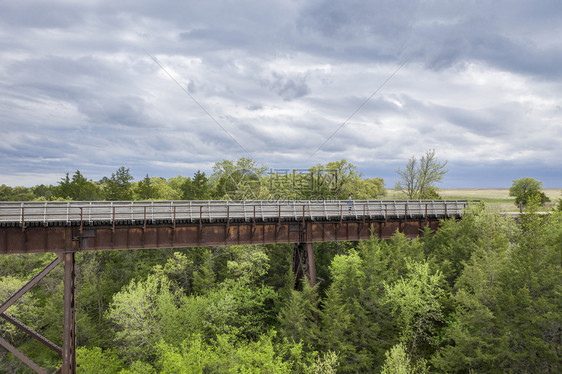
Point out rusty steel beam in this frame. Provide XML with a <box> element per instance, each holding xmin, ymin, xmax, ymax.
<box><xmin>292</xmin><ymin>242</ymin><xmax>318</xmax><ymax>289</ymax></box>
<box><xmin>292</xmin><ymin>243</ymin><xmax>309</xmax><ymax>289</ymax></box>
<box><xmin>61</xmin><ymin>252</ymin><xmax>76</xmax><ymax>374</ymax></box>
<box><xmin>0</xmin><ymin>256</ymin><xmax>62</xmax><ymax>314</ymax></box>
<box><xmin>0</xmin><ymin>336</ymin><xmax>48</xmax><ymax>374</ymax></box>
<box><xmin>306</xmin><ymin>243</ymin><xmax>317</xmax><ymax>288</ymax></box>
<box><xmin>0</xmin><ymin>256</ymin><xmax>63</xmax><ymax>373</ymax></box>
<box><xmin>0</xmin><ymin>313</ymin><xmax>62</xmax><ymax>355</ymax></box>
<box><xmin>0</xmin><ymin>218</ymin><xmax>441</xmax><ymax>255</ymax></box>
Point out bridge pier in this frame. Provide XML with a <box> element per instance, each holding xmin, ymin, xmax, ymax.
<box><xmin>306</xmin><ymin>243</ymin><xmax>316</xmax><ymax>287</ymax></box>
<box><xmin>292</xmin><ymin>242</ymin><xmax>317</xmax><ymax>289</ymax></box>
<box><xmin>61</xmin><ymin>252</ymin><xmax>76</xmax><ymax>374</ymax></box>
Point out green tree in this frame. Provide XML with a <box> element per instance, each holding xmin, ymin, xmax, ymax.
<box><xmin>226</xmin><ymin>245</ymin><xmax>270</xmax><ymax>285</ymax></box>
<box><xmin>307</xmin><ymin>160</ymin><xmax>359</xmax><ymax>199</ymax></box>
<box><xmin>191</xmin><ymin>248</ymin><xmax>215</xmax><ymax>295</ymax></box>
<box><xmin>311</xmin><ymin>351</ymin><xmax>340</xmax><ymax>374</ymax></box>
<box><xmin>32</xmin><ymin>184</ymin><xmax>57</xmax><ymax>200</ymax></box>
<box><xmin>319</xmin><ymin>285</ymin><xmax>355</xmax><ymax>366</ymax></box>
<box><xmin>509</xmin><ymin>177</ymin><xmax>550</xmax><ymax>207</ymax></box>
<box><xmin>380</xmin><ymin>343</ymin><xmax>428</xmax><ymax>374</ymax></box>
<box><xmin>76</xmin><ymin>347</ymin><xmax>125</xmax><ymax>374</ymax></box>
<box><xmin>432</xmin><ymin>207</ymin><xmax>561</xmax><ymax>372</ymax></box>
<box><xmin>56</xmin><ymin>170</ymin><xmax>101</xmax><ymax>200</ymax></box>
<box><xmin>212</xmin><ymin>158</ymin><xmax>268</xmax><ymax>200</ymax></box>
<box><xmin>319</xmin><ymin>248</ymin><xmax>395</xmax><ymax>372</ymax></box>
<box><xmin>152</xmin><ymin>252</ymin><xmax>196</xmax><ymax>294</ymax></box>
<box><xmin>151</xmin><ymin>177</ymin><xmax>183</xmax><ymax>200</ymax></box>
<box><xmin>356</xmin><ymin>177</ymin><xmax>386</xmax><ymax>199</ymax></box>
<box><xmin>265</xmin><ymin>160</ymin><xmax>385</xmax><ymax>200</ymax></box>
<box><xmin>278</xmin><ymin>277</ymin><xmax>320</xmax><ymax>347</ymax></box>
<box><xmin>182</xmin><ymin>170</ymin><xmax>214</xmax><ymax>200</ymax></box>
<box><xmin>305</xmin><ymin>160</ymin><xmax>385</xmax><ymax>200</ymax></box>
<box><xmin>0</xmin><ymin>276</ymin><xmax>40</xmax><ymax>342</ymax></box>
<box><xmin>165</xmin><ymin>176</ymin><xmax>189</xmax><ymax>200</ymax></box>
<box><xmin>156</xmin><ymin>333</ymin><xmax>293</xmax><ymax>374</ymax></box>
<box><xmin>103</xmin><ymin>167</ymin><xmax>134</xmax><ymax>201</ymax></box>
<box><xmin>120</xmin><ymin>361</ymin><xmax>156</xmax><ymax>374</ymax></box>
<box><xmin>422</xmin><ymin>202</ymin><xmax>519</xmax><ymax>287</ymax></box>
<box><xmin>395</xmin><ymin>149</ymin><xmax>447</xmax><ymax>199</ymax></box>
<box><xmin>106</xmin><ymin>272</ymin><xmax>182</xmax><ymax>362</ymax></box>
<box><xmin>0</xmin><ymin>184</ymin><xmax>36</xmax><ymax>201</ymax></box>
<box><xmin>135</xmin><ymin>174</ymin><xmax>157</xmax><ymax>200</ymax></box>
<box><xmin>384</xmin><ymin>260</ymin><xmax>445</xmax><ymax>354</ymax></box>
<box><xmin>177</xmin><ymin>277</ymin><xmax>277</xmax><ymax>343</ymax></box>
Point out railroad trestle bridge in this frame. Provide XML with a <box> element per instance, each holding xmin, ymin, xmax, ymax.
<box><xmin>0</xmin><ymin>200</ymin><xmax>469</xmax><ymax>373</ymax></box>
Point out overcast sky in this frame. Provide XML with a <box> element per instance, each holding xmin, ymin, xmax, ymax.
<box><xmin>1</xmin><ymin>0</ymin><xmax>561</xmax><ymax>188</ymax></box>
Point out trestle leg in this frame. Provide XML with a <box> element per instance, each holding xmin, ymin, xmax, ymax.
<box><xmin>61</xmin><ymin>252</ymin><xmax>76</xmax><ymax>374</ymax></box>
<box><xmin>292</xmin><ymin>242</ymin><xmax>317</xmax><ymax>289</ymax></box>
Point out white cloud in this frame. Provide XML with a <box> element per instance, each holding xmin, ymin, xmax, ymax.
<box><xmin>0</xmin><ymin>0</ymin><xmax>561</xmax><ymax>188</ymax></box>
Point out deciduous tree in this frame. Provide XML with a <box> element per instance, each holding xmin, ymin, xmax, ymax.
<box><xmin>380</xmin><ymin>343</ymin><xmax>428</xmax><ymax>374</ymax></box>
<box><xmin>509</xmin><ymin>177</ymin><xmax>549</xmax><ymax>207</ymax></box>
<box><xmin>395</xmin><ymin>150</ymin><xmax>447</xmax><ymax>199</ymax></box>
<box><xmin>384</xmin><ymin>260</ymin><xmax>445</xmax><ymax>354</ymax></box>
<box><xmin>212</xmin><ymin>158</ymin><xmax>268</xmax><ymax>200</ymax></box>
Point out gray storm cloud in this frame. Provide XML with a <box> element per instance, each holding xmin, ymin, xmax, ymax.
<box><xmin>0</xmin><ymin>0</ymin><xmax>561</xmax><ymax>187</ymax></box>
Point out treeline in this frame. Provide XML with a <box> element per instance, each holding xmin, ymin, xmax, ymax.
<box><xmin>0</xmin><ymin>158</ymin><xmax>385</xmax><ymax>202</ymax></box>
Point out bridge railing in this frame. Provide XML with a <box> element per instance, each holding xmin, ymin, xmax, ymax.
<box><xmin>0</xmin><ymin>200</ymin><xmax>470</xmax><ymax>227</ymax></box>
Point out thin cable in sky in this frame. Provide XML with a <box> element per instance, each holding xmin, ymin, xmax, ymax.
<box><xmin>309</xmin><ymin>56</ymin><xmax>411</xmax><ymax>159</ymax></box>
<box><xmin>144</xmin><ymin>50</ymin><xmax>252</xmax><ymax>157</ymax></box>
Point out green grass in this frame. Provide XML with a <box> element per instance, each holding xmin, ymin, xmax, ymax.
<box><xmin>384</xmin><ymin>188</ymin><xmax>562</xmax><ymax>212</ymax></box>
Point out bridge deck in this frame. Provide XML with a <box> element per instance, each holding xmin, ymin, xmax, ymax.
<box><xmin>0</xmin><ymin>200</ymin><xmax>469</xmax><ymax>227</ymax></box>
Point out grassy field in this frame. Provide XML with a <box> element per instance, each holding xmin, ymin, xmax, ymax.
<box><xmin>385</xmin><ymin>188</ymin><xmax>562</xmax><ymax>212</ymax></box>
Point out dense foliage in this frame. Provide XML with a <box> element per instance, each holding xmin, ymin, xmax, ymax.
<box><xmin>1</xmin><ymin>162</ymin><xmax>560</xmax><ymax>373</ymax></box>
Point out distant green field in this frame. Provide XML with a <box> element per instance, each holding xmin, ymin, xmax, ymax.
<box><xmin>385</xmin><ymin>188</ymin><xmax>562</xmax><ymax>212</ymax></box>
